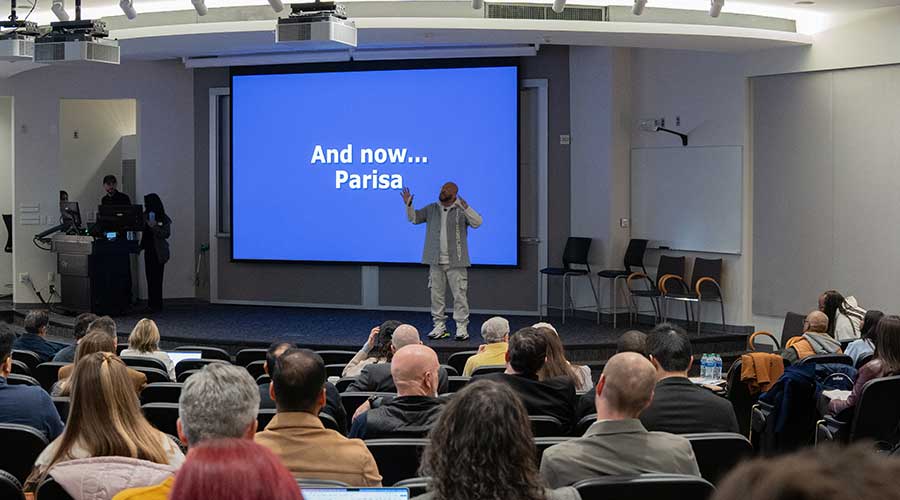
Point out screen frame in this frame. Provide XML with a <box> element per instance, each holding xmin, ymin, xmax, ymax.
<box><xmin>229</xmin><ymin>57</ymin><xmax>521</xmax><ymax>268</ymax></box>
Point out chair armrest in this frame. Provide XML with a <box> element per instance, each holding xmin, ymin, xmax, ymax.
<box><xmin>626</xmin><ymin>272</ymin><xmax>652</xmax><ymax>290</ymax></box>
<box><xmin>695</xmin><ymin>276</ymin><xmax>723</xmax><ymax>298</ymax></box>
<box><xmin>658</xmin><ymin>274</ymin><xmax>687</xmax><ymax>295</ymax></box>
<box><xmin>747</xmin><ymin>331</ymin><xmax>780</xmax><ymax>351</ymax></box>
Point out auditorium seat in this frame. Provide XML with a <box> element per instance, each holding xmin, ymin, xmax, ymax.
<box><xmin>52</xmin><ymin>396</ymin><xmax>70</xmax><ymax>423</ymax></box>
<box><xmin>116</xmin><ymin>343</ymin><xmax>129</xmax><ymax>355</ymax></box>
<box><xmin>236</xmin><ymin>348</ymin><xmax>267</xmax><ymax>367</ymax></box>
<box><xmin>131</xmin><ymin>366</ymin><xmax>170</xmax><ymax>384</ymax></box>
<box><xmin>12</xmin><ymin>350</ymin><xmax>40</xmax><ymax>371</ymax></box>
<box><xmin>258</xmin><ymin>408</ymin><xmax>276</xmax><ymax>430</ymax></box>
<box><xmin>393</xmin><ymin>477</ymin><xmax>430</xmax><ymax>497</ymax></box>
<box><xmin>121</xmin><ymin>356</ymin><xmax>169</xmax><ymax>372</ymax></box>
<box><xmin>315</xmin><ymin>350</ymin><xmax>357</xmax><ymax>366</ymax></box>
<box><xmin>6</xmin><ymin>373</ymin><xmax>40</xmax><ymax>387</ymax></box>
<box><xmin>245</xmin><ymin>360</ymin><xmax>266</xmax><ymax>380</ymax></box>
<box><xmin>175</xmin><ymin>345</ymin><xmax>231</xmax><ymax>362</ymax></box>
<box><xmin>325</xmin><ymin>364</ymin><xmax>347</xmax><ymax>378</ymax></box>
<box><xmin>10</xmin><ymin>359</ymin><xmax>30</xmax><ymax>376</ymax></box>
<box><xmin>683</xmin><ymin>432</ymin><xmax>753</xmax><ymax>485</ymax></box>
<box><xmin>573</xmin><ymin>474</ymin><xmax>715</xmax><ymax>500</ymax></box>
<box><xmin>439</xmin><ymin>364</ymin><xmax>459</xmax><ymax>377</ymax></box>
<box><xmin>856</xmin><ymin>353</ymin><xmax>875</xmax><ymax>370</ymax></box>
<box><xmin>0</xmin><ymin>423</ymin><xmax>49</xmax><ymax>483</ymax></box>
<box><xmin>335</xmin><ymin>377</ymin><xmax>357</xmax><ymax>393</ymax></box>
<box><xmin>35</xmin><ymin>477</ymin><xmax>73</xmax><ymax>500</ymax></box>
<box><xmin>175</xmin><ymin>359</ymin><xmax>226</xmax><ymax>378</ymax></box>
<box><xmin>176</xmin><ymin>369</ymin><xmax>200</xmax><ymax>383</ymax></box>
<box><xmin>446</xmin><ymin>351</ymin><xmax>476</xmax><ymax>375</ymax></box>
<box><xmin>469</xmin><ymin>365</ymin><xmax>506</xmax><ymax>377</ymax></box>
<box><xmin>297</xmin><ymin>479</ymin><xmax>350</xmax><ymax>488</ymax></box>
<box><xmin>574</xmin><ymin>413</ymin><xmax>596</xmax><ymax>436</ymax></box>
<box><xmin>34</xmin><ymin>362</ymin><xmax>68</xmax><ymax>392</ymax></box>
<box><xmin>256</xmin><ymin>374</ymin><xmax>271</xmax><ymax>386</ymax></box>
<box><xmin>816</xmin><ymin>375</ymin><xmax>900</xmax><ymax>447</ymax></box>
<box><xmin>319</xmin><ymin>412</ymin><xmax>341</xmax><ymax>434</ymax></box>
<box><xmin>140</xmin><ymin>382</ymin><xmax>183</xmax><ymax>405</ymax></box>
<box><xmin>0</xmin><ymin>470</ymin><xmax>24</xmax><ymax>500</ymax></box>
<box><xmin>447</xmin><ymin>376</ymin><xmax>470</xmax><ymax>393</ymax></box>
<box><xmin>725</xmin><ymin>359</ymin><xmax>756</xmax><ymax>437</ymax></box>
<box><xmin>365</xmin><ymin>438</ymin><xmax>429</xmax><ymax>486</ymax></box>
<box><xmin>340</xmin><ymin>392</ymin><xmax>396</xmax><ymax>418</ymax></box>
<box><xmin>530</xmin><ymin>415</ymin><xmax>567</xmax><ymax>437</ymax></box>
<box><xmin>142</xmin><ymin>402</ymin><xmax>180</xmax><ymax>436</ymax></box>
<box><xmin>799</xmin><ymin>354</ymin><xmax>852</xmax><ymax>366</ymax></box>
<box><xmin>534</xmin><ymin>437</ymin><xmax>572</xmax><ymax>466</ymax></box>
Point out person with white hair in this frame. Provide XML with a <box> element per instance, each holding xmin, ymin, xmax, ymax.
<box><xmin>463</xmin><ymin>316</ymin><xmax>510</xmax><ymax>376</ymax></box>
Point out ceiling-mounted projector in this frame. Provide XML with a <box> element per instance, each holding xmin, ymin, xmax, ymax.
<box><xmin>35</xmin><ymin>19</ymin><xmax>120</xmax><ymax>65</ymax></box>
<box><xmin>0</xmin><ymin>20</ymin><xmax>39</xmax><ymax>61</ymax></box>
<box><xmin>276</xmin><ymin>2</ymin><xmax>357</xmax><ymax>48</ymax></box>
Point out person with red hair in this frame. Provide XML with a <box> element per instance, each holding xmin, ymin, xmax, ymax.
<box><xmin>169</xmin><ymin>439</ymin><xmax>303</xmax><ymax>500</ymax></box>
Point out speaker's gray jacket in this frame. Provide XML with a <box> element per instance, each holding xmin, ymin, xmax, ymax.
<box><xmin>406</xmin><ymin>201</ymin><xmax>482</xmax><ymax>267</ymax></box>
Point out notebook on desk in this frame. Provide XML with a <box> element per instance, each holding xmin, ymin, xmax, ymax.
<box><xmin>300</xmin><ymin>488</ymin><xmax>409</xmax><ymax>500</ymax></box>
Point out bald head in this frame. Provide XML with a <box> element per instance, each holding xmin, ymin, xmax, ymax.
<box><xmin>391</xmin><ymin>344</ymin><xmax>440</xmax><ymax>397</ymax></box>
<box><xmin>439</xmin><ymin>182</ymin><xmax>459</xmax><ymax>206</ymax></box>
<box><xmin>805</xmin><ymin>310</ymin><xmax>829</xmax><ymax>334</ymax></box>
<box><xmin>391</xmin><ymin>325</ymin><xmax>421</xmax><ymax>350</ymax></box>
<box><xmin>596</xmin><ymin>352</ymin><xmax>658</xmax><ymax>419</ymax></box>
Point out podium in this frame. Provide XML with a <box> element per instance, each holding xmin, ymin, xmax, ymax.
<box><xmin>52</xmin><ymin>234</ymin><xmax>139</xmax><ymax>315</ymax></box>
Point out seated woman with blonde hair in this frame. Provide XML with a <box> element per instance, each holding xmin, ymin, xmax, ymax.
<box><xmin>54</xmin><ymin>331</ymin><xmax>147</xmax><ymax>396</ymax></box>
<box><xmin>121</xmin><ymin>318</ymin><xmax>175</xmax><ymax>381</ymax></box>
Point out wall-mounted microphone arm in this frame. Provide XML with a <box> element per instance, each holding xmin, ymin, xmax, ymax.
<box><xmin>657</xmin><ymin>126</ymin><xmax>688</xmax><ymax>146</ymax></box>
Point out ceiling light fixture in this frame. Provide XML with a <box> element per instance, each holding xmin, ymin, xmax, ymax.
<box><xmin>119</xmin><ymin>0</ymin><xmax>137</xmax><ymax>19</ymax></box>
<box><xmin>551</xmin><ymin>0</ymin><xmax>565</xmax><ymax>13</ymax></box>
<box><xmin>632</xmin><ymin>0</ymin><xmax>646</xmax><ymax>15</ymax></box>
<box><xmin>471</xmin><ymin>0</ymin><xmax>483</xmax><ymax>10</ymax></box>
<box><xmin>191</xmin><ymin>0</ymin><xmax>207</xmax><ymax>16</ymax></box>
<box><xmin>709</xmin><ymin>0</ymin><xmax>724</xmax><ymax>17</ymax></box>
<box><xmin>50</xmin><ymin>0</ymin><xmax>70</xmax><ymax>21</ymax></box>
<box><xmin>268</xmin><ymin>0</ymin><xmax>284</xmax><ymax>13</ymax></box>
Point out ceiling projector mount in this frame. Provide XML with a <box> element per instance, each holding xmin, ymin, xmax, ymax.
<box><xmin>0</xmin><ymin>0</ymin><xmax>40</xmax><ymax>61</ymax></box>
<box><xmin>34</xmin><ymin>0</ymin><xmax>120</xmax><ymax>64</ymax></box>
<box><xmin>276</xmin><ymin>1</ymin><xmax>357</xmax><ymax>48</ymax></box>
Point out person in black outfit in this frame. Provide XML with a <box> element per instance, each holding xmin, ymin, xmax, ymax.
<box><xmin>481</xmin><ymin>327</ymin><xmax>576</xmax><ymax>432</ymax></box>
<box><xmin>140</xmin><ymin>193</ymin><xmax>171</xmax><ymax>312</ymax></box>
<box><xmin>347</xmin><ymin>359</ymin><xmax>450</xmax><ymax>394</ymax></box>
<box><xmin>639</xmin><ymin>323</ymin><xmax>739</xmax><ymax>434</ymax></box>
<box><xmin>100</xmin><ymin>174</ymin><xmax>132</xmax><ymax>206</ymax></box>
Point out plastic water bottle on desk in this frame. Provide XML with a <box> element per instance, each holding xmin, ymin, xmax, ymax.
<box><xmin>714</xmin><ymin>354</ymin><xmax>723</xmax><ymax>380</ymax></box>
<box><xmin>700</xmin><ymin>354</ymin><xmax>709</xmax><ymax>379</ymax></box>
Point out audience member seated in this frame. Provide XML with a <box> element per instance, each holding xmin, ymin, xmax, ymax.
<box><xmin>0</xmin><ymin>327</ymin><xmax>63</xmax><ymax>440</ymax></box>
<box><xmin>462</xmin><ymin>316</ymin><xmax>510</xmax><ymax>377</ymax></box>
<box><xmin>169</xmin><ymin>438</ymin><xmax>302</xmax><ymax>500</ymax></box>
<box><xmin>343</xmin><ymin>320</ymin><xmax>402</xmax><ymax>378</ymax></box>
<box><xmin>347</xmin><ymin>325</ymin><xmax>449</xmax><ymax>393</ymax></box>
<box><xmin>255</xmin><ymin>348</ymin><xmax>381</xmax><ymax>486</ymax></box>
<box><xmin>617</xmin><ymin>330</ymin><xmax>648</xmax><ymax>355</ymax></box>
<box><xmin>845</xmin><ymin>310</ymin><xmax>884</xmax><ymax>365</ymax></box>
<box><xmin>712</xmin><ymin>444</ymin><xmax>900</xmax><ymax>500</ymax></box>
<box><xmin>415</xmin><ymin>379</ymin><xmax>579</xmax><ymax>500</ymax></box>
<box><xmin>639</xmin><ymin>323</ymin><xmax>739</xmax><ymax>434</ymax></box>
<box><xmin>781</xmin><ymin>311</ymin><xmax>843</xmax><ymax>365</ymax></box>
<box><xmin>819</xmin><ymin>290</ymin><xmax>866</xmax><ymax>342</ymax></box>
<box><xmin>13</xmin><ymin>310</ymin><xmax>63</xmax><ymax>363</ymax></box>
<box><xmin>113</xmin><ymin>363</ymin><xmax>260</xmax><ymax>500</ymax></box>
<box><xmin>482</xmin><ymin>327</ymin><xmax>576</xmax><ymax>431</ymax></box>
<box><xmin>259</xmin><ymin>341</ymin><xmax>346</xmax><ymax>431</ymax></box>
<box><xmin>26</xmin><ymin>353</ymin><xmax>184</xmax><ymax>496</ymax></box>
<box><xmin>349</xmin><ymin>344</ymin><xmax>445</xmax><ymax>439</ymax></box>
<box><xmin>828</xmin><ymin>315</ymin><xmax>900</xmax><ymax>415</ymax></box>
<box><xmin>540</xmin><ymin>352</ymin><xmax>700</xmax><ymax>487</ymax></box>
<box><xmin>534</xmin><ymin>323</ymin><xmax>592</xmax><ymax>392</ymax></box>
<box><xmin>55</xmin><ymin>331</ymin><xmax>147</xmax><ymax>396</ymax></box>
<box><xmin>52</xmin><ymin>313</ymin><xmax>98</xmax><ymax>363</ymax></box>
<box><xmin>87</xmin><ymin>315</ymin><xmax>118</xmax><ymax>338</ymax></box>
<box><xmin>121</xmin><ymin>319</ymin><xmax>176</xmax><ymax>381</ymax></box>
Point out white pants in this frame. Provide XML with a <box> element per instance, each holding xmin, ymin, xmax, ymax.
<box><xmin>429</xmin><ymin>264</ymin><xmax>469</xmax><ymax>328</ymax></box>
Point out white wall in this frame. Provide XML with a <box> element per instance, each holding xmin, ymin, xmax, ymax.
<box><xmin>6</xmin><ymin>61</ymin><xmax>195</xmax><ymax>304</ymax></box>
<box><xmin>60</xmin><ymin>99</ymin><xmax>137</xmax><ymax>223</ymax></box>
<box><xmin>0</xmin><ymin>97</ymin><xmax>11</xmax><ymax>295</ymax></box>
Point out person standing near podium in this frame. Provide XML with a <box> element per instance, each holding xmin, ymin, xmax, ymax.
<box><xmin>140</xmin><ymin>193</ymin><xmax>171</xmax><ymax>312</ymax></box>
<box><xmin>101</xmin><ymin>174</ymin><xmax>131</xmax><ymax>206</ymax></box>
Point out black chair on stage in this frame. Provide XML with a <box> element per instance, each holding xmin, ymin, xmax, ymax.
<box><xmin>10</xmin><ymin>359</ymin><xmax>30</xmax><ymax>376</ymax></box>
<box><xmin>446</xmin><ymin>376</ymin><xmax>470</xmax><ymax>393</ymax></box>
<box><xmin>236</xmin><ymin>348</ymin><xmax>267</xmax><ymax>367</ymax></box>
<box><xmin>35</xmin><ymin>477</ymin><xmax>73</xmax><ymax>500</ymax></box>
<box><xmin>365</xmin><ymin>438</ymin><xmax>428</xmax><ymax>486</ymax></box>
<box><xmin>177</xmin><ymin>369</ymin><xmax>200</xmax><ymax>383</ymax></box>
<box><xmin>627</xmin><ymin>255</ymin><xmax>685</xmax><ymax>325</ymax></box>
<box><xmin>121</xmin><ymin>356</ymin><xmax>169</xmax><ymax>372</ymax></box>
<box><xmin>446</xmin><ymin>351</ymin><xmax>476</xmax><ymax>375</ymax></box>
<box><xmin>469</xmin><ymin>365</ymin><xmax>506</xmax><ymax>378</ymax></box>
<box><xmin>245</xmin><ymin>360</ymin><xmax>267</xmax><ymax>380</ymax></box>
<box><xmin>683</xmin><ymin>432</ymin><xmax>753</xmax><ymax>485</ymax></box>
<box><xmin>596</xmin><ymin>238</ymin><xmax>648</xmax><ymax>328</ymax></box>
<box><xmin>12</xmin><ymin>349</ymin><xmax>40</xmax><ymax>371</ymax></box>
<box><xmin>660</xmin><ymin>257</ymin><xmax>726</xmax><ymax>334</ymax></box>
<box><xmin>0</xmin><ymin>470</ymin><xmax>24</xmax><ymax>500</ymax></box>
<box><xmin>816</xmin><ymin>375</ymin><xmax>900</xmax><ymax>448</ymax></box>
<box><xmin>53</xmin><ymin>396</ymin><xmax>70</xmax><ymax>423</ymax></box>
<box><xmin>574</xmin><ymin>474</ymin><xmax>715</xmax><ymax>500</ymax></box>
<box><xmin>175</xmin><ymin>345</ymin><xmax>231</xmax><ymax>362</ymax></box>
<box><xmin>340</xmin><ymin>392</ymin><xmax>395</xmax><ymax>420</ymax></box>
<box><xmin>393</xmin><ymin>478</ymin><xmax>430</xmax><ymax>498</ymax></box>
<box><xmin>539</xmin><ymin>237</ymin><xmax>598</xmax><ymax>324</ymax></box>
<box><xmin>530</xmin><ymin>415</ymin><xmax>567</xmax><ymax>437</ymax></box>
<box><xmin>141</xmin><ymin>382</ymin><xmax>183</xmax><ymax>405</ymax></box>
<box><xmin>335</xmin><ymin>377</ymin><xmax>357</xmax><ymax>392</ymax></box>
<box><xmin>316</xmin><ymin>350</ymin><xmax>357</xmax><ymax>366</ymax></box>
<box><xmin>142</xmin><ymin>402</ymin><xmax>180</xmax><ymax>435</ymax></box>
<box><xmin>175</xmin><ymin>358</ymin><xmax>226</xmax><ymax>378</ymax></box>
<box><xmin>34</xmin><ymin>362</ymin><xmax>68</xmax><ymax>392</ymax></box>
<box><xmin>0</xmin><ymin>423</ymin><xmax>49</xmax><ymax>483</ymax></box>
<box><xmin>258</xmin><ymin>408</ymin><xmax>276</xmax><ymax>430</ymax></box>
<box><xmin>131</xmin><ymin>366</ymin><xmax>170</xmax><ymax>384</ymax></box>
<box><xmin>6</xmin><ymin>373</ymin><xmax>40</xmax><ymax>386</ymax></box>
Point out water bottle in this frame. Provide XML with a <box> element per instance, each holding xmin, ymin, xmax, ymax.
<box><xmin>714</xmin><ymin>354</ymin><xmax>723</xmax><ymax>380</ymax></box>
<box><xmin>700</xmin><ymin>354</ymin><xmax>709</xmax><ymax>378</ymax></box>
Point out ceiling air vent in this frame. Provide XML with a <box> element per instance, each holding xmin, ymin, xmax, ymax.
<box><xmin>486</xmin><ymin>3</ymin><xmax>608</xmax><ymax>21</ymax></box>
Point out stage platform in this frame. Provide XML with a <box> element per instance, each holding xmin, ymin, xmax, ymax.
<box><xmin>15</xmin><ymin>302</ymin><xmax>751</xmax><ymax>365</ymax></box>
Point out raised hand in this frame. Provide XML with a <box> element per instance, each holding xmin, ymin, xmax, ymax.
<box><xmin>457</xmin><ymin>196</ymin><xmax>468</xmax><ymax>209</ymax></box>
<box><xmin>367</xmin><ymin>326</ymin><xmax>380</xmax><ymax>349</ymax></box>
<box><xmin>401</xmin><ymin>187</ymin><xmax>414</xmax><ymax>206</ymax></box>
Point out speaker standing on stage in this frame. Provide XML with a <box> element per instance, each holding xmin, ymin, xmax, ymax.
<box><xmin>403</xmin><ymin>182</ymin><xmax>482</xmax><ymax>341</ymax></box>
<box><xmin>141</xmin><ymin>193</ymin><xmax>171</xmax><ymax>313</ymax></box>
<box><xmin>101</xmin><ymin>174</ymin><xmax>131</xmax><ymax>206</ymax></box>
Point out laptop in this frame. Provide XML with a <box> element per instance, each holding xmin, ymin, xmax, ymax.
<box><xmin>166</xmin><ymin>351</ymin><xmax>202</xmax><ymax>366</ymax></box>
<box><xmin>300</xmin><ymin>488</ymin><xmax>409</xmax><ymax>500</ymax></box>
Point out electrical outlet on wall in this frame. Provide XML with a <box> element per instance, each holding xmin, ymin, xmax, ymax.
<box><xmin>48</xmin><ymin>272</ymin><xmax>56</xmax><ymax>283</ymax></box>
<box><xmin>619</xmin><ymin>218</ymin><xmax>630</xmax><ymax>228</ymax></box>
<box><xmin>18</xmin><ymin>273</ymin><xmax>30</xmax><ymax>284</ymax></box>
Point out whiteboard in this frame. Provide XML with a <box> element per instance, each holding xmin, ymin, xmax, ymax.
<box><xmin>630</xmin><ymin>146</ymin><xmax>742</xmax><ymax>254</ymax></box>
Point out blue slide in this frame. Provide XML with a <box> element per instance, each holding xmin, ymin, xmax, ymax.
<box><xmin>231</xmin><ymin>65</ymin><xmax>519</xmax><ymax>265</ymax></box>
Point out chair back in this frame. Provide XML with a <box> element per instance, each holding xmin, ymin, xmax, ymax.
<box><xmin>258</xmin><ymin>408</ymin><xmax>276</xmax><ymax>430</ymax></box>
<box><xmin>175</xmin><ymin>358</ymin><xmax>226</xmax><ymax>378</ymax></box>
<box><xmin>0</xmin><ymin>470</ymin><xmax>24</xmax><ymax>500</ymax></box>
<box><xmin>623</xmin><ymin>238</ymin><xmax>649</xmax><ymax>273</ymax></box>
<box><xmin>849</xmin><ymin>375</ymin><xmax>900</xmax><ymax>446</ymax></box>
<box><xmin>297</xmin><ymin>479</ymin><xmax>350</xmax><ymax>488</ymax></box>
<box><xmin>781</xmin><ymin>312</ymin><xmax>806</xmax><ymax>346</ymax></box>
<box><xmin>574</xmin><ymin>413</ymin><xmax>596</xmax><ymax>437</ymax></box>
<box><xmin>0</xmin><ymin>423</ymin><xmax>49</xmax><ymax>482</ymax></box>
<box><xmin>340</xmin><ymin>392</ymin><xmax>396</xmax><ymax>418</ymax></box>
<box><xmin>6</xmin><ymin>373</ymin><xmax>39</xmax><ymax>386</ymax></box>
<box><xmin>335</xmin><ymin>376</ymin><xmax>357</xmax><ymax>393</ymax></box>
<box><xmin>683</xmin><ymin>432</ymin><xmax>753</xmax><ymax>485</ymax></box>
<box><xmin>245</xmin><ymin>360</ymin><xmax>267</xmax><ymax>380</ymax></box>
<box><xmin>34</xmin><ymin>362</ymin><xmax>69</xmax><ymax>392</ymax></box>
<box><xmin>325</xmin><ymin>364</ymin><xmax>347</xmax><ymax>378</ymax></box>
<box><xmin>725</xmin><ymin>358</ymin><xmax>755</xmax><ymax>437</ymax></box>
<box><xmin>116</xmin><ymin>343</ymin><xmax>129</xmax><ymax>355</ymax></box>
<box><xmin>439</xmin><ymin>364</ymin><xmax>459</xmax><ymax>377</ymax></box>
<box><xmin>256</xmin><ymin>374</ymin><xmax>271</xmax><ymax>385</ymax></box>
<box><xmin>10</xmin><ymin>359</ymin><xmax>30</xmax><ymax>376</ymax></box>
<box><xmin>469</xmin><ymin>365</ymin><xmax>506</xmax><ymax>378</ymax></box>
<box><xmin>121</xmin><ymin>356</ymin><xmax>169</xmax><ymax>372</ymax></box>
<box><xmin>174</xmin><ymin>345</ymin><xmax>232</xmax><ymax>362</ymax></box>
<box><xmin>177</xmin><ymin>369</ymin><xmax>200</xmax><ymax>383</ymax></box>
<box><xmin>655</xmin><ymin>255</ymin><xmax>686</xmax><ymax>287</ymax></box>
<box><xmin>12</xmin><ymin>350</ymin><xmax>40</xmax><ymax>370</ymax></box>
<box><xmin>131</xmin><ymin>366</ymin><xmax>170</xmax><ymax>384</ymax></box>
<box><xmin>315</xmin><ymin>350</ymin><xmax>357</xmax><ymax>366</ymax></box>
<box><xmin>446</xmin><ymin>351</ymin><xmax>476</xmax><ymax>375</ymax></box>
<box><xmin>799</xmin><ymin>354</ymin><xmax>852</xmax><ymax>366</ymax></box>
<box><xmin>365</xmin><ymin>438</ymin><xmax>429</xmax><ymax>486</ymax></box>
<box><xmin>747</xmin><ymin>331</ymin><xmax>780</xmax><ymax>352</ymax></box>
<box><xmin>530</xmin><ymin>415</ymin><xmax>566</xmax><ymax>437</ymax></box>
<box><xmin>141</xmin><ymin>402</ymin><xmax>180</xmax><ymax>435</ymax></box>
<box><xmin>319</xmin><ymin>412</ymin><xmax>342</xmax><ymax>433</ymax></box>
<box><xmin>691</xmin><ymin>258</ymin><xmax>723</xmax><ymax>298</ymax></box>
<box><xmin>447</xmin><ymin>376</ymin><xmax>470</xmax><ymax>393</ymax></box>
<box><xmin>574</xmin><ymin>474</ymin><xmax>715</xmax><ymax>500</ymax></box>
<box><xmin>533</xmin><ymin>437</ymin><xmax>572</xmax><ymax>466</ymax></box>
<box><xmin>35</xmin><ymin>477</ymin><xmax>74</xmax><ymax>500</ymax></box>
<box><xmin>393</xmin><ymin>477</ymin><xmax>430</xmax><ymax>498</ymax></box>
<box><xmin>140</xmin><ymin>382</ymin><xmax>184</xmax><ymax>405</ymax></box>
<box><xmin>562</xmin><ymin>237</ymin><xmax>592</xmax><ymax>269</ymax></box>
<box><xmin>52</xmin><ymin>396</ymin><xmax>70</xmax><ymax>423</ymax></box>
<box><xmin>856</xmin><ymin>353</ymin><xmax>875</xmax><ymax>370</ymax></box>
<box><xmin>236</xmin><ymin>348</ymin><xmax>267</xmax><ymax>367</ymax></box>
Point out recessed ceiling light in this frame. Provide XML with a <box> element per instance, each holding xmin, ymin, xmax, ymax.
<box><xmin>794</xmin><ymin>1</ymin><xmax>815</xmax><ymax>5</ymax></box>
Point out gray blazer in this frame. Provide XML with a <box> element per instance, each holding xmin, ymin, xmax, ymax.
<box><xmin>413</xmin><ymin>487</ymin><xmax>580</xmax><ymax>500</ymax></box>
<box><xmin>408</xmin><ymin>202</ymin><xmax>482</xmax><ymax>267</ymax></box>
<box><xmin>539</xmin><ymin>419</ymin><xmax>701</xmax><ymax>488</ymax></box>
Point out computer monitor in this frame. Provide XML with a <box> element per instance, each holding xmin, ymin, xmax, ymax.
<box><xmin>96</xmin><ymin>204</ymin><xmax>144</xmax><ymax>232</ymax></box>
<box><xmin>60</xmin><ymin>201</ymin><xmax>82</xmax><ymax>229</ymax></box>
<box><xmin>300</xmin><ymin>489</ymin><xmax>409</xmax><ymax>500</ymax></box>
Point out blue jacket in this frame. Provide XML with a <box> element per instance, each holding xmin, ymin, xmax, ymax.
<box><xmin>14</xmin><ymin>334</ymin><xmax>64</xmax><ymax>364</ymax></box>
<box><xmin>0</xmin><ymin>376</ymin><xmax>64</xmax><ymax>440</ymax></box>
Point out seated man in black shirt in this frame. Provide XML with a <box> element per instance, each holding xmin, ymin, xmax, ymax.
<box><xmin>13</xmin><ymin>310</ymin><xmax>63</xmax><ymax>363</ymax></box>
<box><xmin>482</xmin><ymin>327</ymin><xmax>576</xmax><ymax>431</ymax></box>
<box><xmin>349</xmin><ymin>344</ymin><xmax>445</xmax><ymax>439</ymax></box>
<box><xmin>639</xmin><ymin>323</ymin><xmax>739</xmax><ymax>434</ymax></box>
<box><xmin>101</xmin><ymin>174</ymin><xmax>132</xmax><ymax>206</ymax></box>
